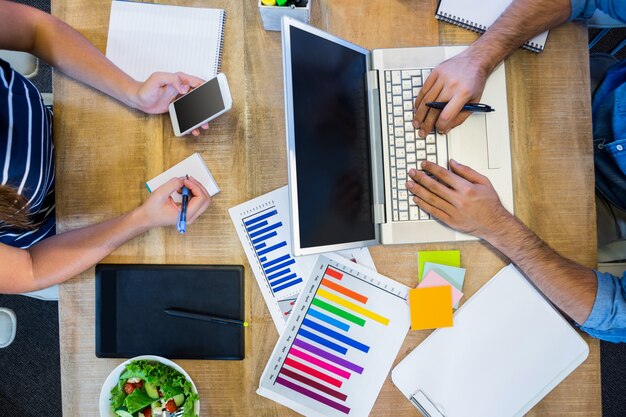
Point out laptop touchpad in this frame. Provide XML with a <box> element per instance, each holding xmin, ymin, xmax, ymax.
<box><xmin>458</xmin><ymin>114</ymin><xmax>489</xmax><ymax>170</ymax></box>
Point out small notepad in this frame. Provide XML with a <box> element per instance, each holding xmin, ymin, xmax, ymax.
<box><xmin>436</xmin><ymin>0</ymin><xmax>549</xmax><ymax>53</ymax></box>
<box><xmin>146</xmin><ymin>153</ymin><xmax>220</xmax><ymax>202</ymax></box>
<box><xmin>106</xmin><ymin>0</ymin><xmax>226</xmax><ymax>81</ymax></box>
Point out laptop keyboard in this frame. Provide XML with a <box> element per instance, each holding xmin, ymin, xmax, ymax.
<box><xmin>384</xmin><ymin>68</ymin><xmax>448</xmax><ymax>222</ymax></box>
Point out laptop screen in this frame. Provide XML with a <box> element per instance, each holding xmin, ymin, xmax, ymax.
<box><xmin>289</xmin><ymin>25</ymin><xmax>376</xmax><ymax>250</ymax></box>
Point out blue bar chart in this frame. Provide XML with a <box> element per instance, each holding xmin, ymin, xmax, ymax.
<box><xmin>243</xmin><ymin>208</ymin><xmax>303</xmax><ymax>294</ymax></box>
<box><xmin>229</xmin><ymin>186</ymin><xmax>310</xmax><ymax>332</ymax></box>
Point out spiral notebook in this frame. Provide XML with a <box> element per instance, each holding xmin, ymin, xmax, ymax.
<box><xmin>106</xmin><ymin>0</ymin><xmax>226</xmax><ymax>81</ymax></box>
<box><xmin>436</xmin><ymin>0</ymin><xmax>549</xmax><ymax>53</ymax></box>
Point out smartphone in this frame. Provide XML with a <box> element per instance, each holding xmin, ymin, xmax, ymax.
<box><xmin>168</xmin><ymin>73</ymin><xmax>232</xmax><ymax>137</ymax></box>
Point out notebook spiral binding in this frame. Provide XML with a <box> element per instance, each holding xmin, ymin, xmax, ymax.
<box><xmin>435</xmin><ymin>12</ymin><xmax>543</xmax><ymax>53</ymax></box>
<box><xmin>215</xmin><ymin>10</ymin><xmax>227</xmax><ymax>75</ymax></box>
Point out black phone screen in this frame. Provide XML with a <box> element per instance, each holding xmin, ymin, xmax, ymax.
<box><xmin>173</xmin><ymin>76</ymin><xmax>225</xmax><ymax>132</ymax></box>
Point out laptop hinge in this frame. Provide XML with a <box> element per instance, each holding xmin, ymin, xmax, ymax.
<box><xmin>366</xmin><ymin>70</ymin><xmax>379</xmax><ymax>91</ymax></box>
<box><xmin>366</xmin><ymin>70</ymin><xmax>386</xmax><ymax>226</ymax></box>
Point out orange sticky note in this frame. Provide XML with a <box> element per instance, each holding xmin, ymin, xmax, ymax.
<box><xmin>409</xmin><ymin>286</ymin><xmax>453</xmax><ymax>330</ymax></box>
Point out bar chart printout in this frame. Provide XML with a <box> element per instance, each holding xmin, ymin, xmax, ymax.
<box><xmin>229</xmin><ymin>187</ymin><xmax>310</xmax><ymax>330</ymax></box>
<box><xmin>258</xmin><ymin>254</ymin><xmax>410</xmax><ymax>417</ymax></box>
<box><xmin>229</xmin><ymin>186</ymin><xmax>378</xmax><ymax>333</ymax></box>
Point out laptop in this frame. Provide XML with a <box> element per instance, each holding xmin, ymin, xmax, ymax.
<box><xmin>282</xmin><ymin>17</ymin><xmax>513</xmax><ymax>256</ymax></box>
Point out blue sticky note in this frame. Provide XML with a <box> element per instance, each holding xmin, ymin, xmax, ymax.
<box><xmin>423</xmin><ymin>262</ymin><xmax>466</xmax><ymax>308</ymax></box>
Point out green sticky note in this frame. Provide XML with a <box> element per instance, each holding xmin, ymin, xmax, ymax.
<box><xmin>418</xmin><ymin>250</ymin><xmax>460</xmax><ymax>282</ymax></box>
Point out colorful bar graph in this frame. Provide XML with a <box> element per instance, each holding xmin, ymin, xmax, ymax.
<box><xmin>280</xmin><ymin>368</ymin><xmax>348</xmax><ymax>401</ymax></box>
<box><xmin>302</xmin><ymin>319</ymin><xmax>370</xmax><ymax>353</ymax></box>
<box><xmin>317</xmin><ymin>288</ymin><xmax>390</xmax><ymax>326</ymax></box>
<box><xmin>311</xmin><ymin>298</ymin><xmax>366</xmax><ymax>327</ymax></box>
<box><xmin>276</xmin><ymin>377</ymin><xmax>351</xmax><ymax>414</ymax></box>
<box><xmin>289</xmin><ymin>347</ymin><xmax>351</xmax><ymax>379</ymax></box>
<box><xmin>308</xmin><ymin>308</ymin><xmax>350</xmax><ymax>331</ymax></box>
<box><xmin>259</xmin><ymin>255</ymin><xmax>411</xmax><ymax>417</ymax></box>
<box><xmin>293</xmin><ymin>338</ymin><xmax>364</xmax><ymax>374</ymax></box>
<box><xmin>325</xmin><ymin>268</ymin><xmax>344</xmax><ymax>280</ymax></box>
<box><xmin>284</xmin><ymin>357</ymin><xmax>343</xmax><ymax>388</ymax></box>
<box><xmin>321</xmin><ymin>278</ymin><xmax>368</xmax><ymax>304</ymax></box>
<box><xmin>298</xmin><ymin>328</ymin><xmax>348</xmax><ymax>355</ymax></box>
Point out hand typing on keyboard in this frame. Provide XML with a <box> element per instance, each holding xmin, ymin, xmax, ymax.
<box><xmin>412</xmin><ymin>48</ymin><xmax>491</xmax><ymax>138</ymax></box>
<box><xmin>405</xmin><ymin>159</ymin><xmax>509</xmax><ymax>238</ymax></box>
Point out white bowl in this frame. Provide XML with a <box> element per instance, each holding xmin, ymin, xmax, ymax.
<box><xmin>99</xmin><ymin>355</ymin><xmax>200</xmax><ymax>417</ymax></box>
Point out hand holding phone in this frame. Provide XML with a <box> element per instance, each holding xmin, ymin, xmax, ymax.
<box><xmin>168</xmin><ymin>73</ymin><xmax>233</xmax><ymax>137</ymax></box>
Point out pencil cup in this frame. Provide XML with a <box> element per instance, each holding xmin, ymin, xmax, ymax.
<box><xmin>259</xmin><ymin>0</ymin><xmax>311</xmax><ymax>31</ymax></box>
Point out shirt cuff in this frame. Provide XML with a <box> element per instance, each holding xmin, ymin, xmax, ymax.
<box><xmin>569</xmin><ymin>0</ymin><xmax>598</xmax><ymax>21</ymax></box>
<box><xmin>582</xmin><ymin>270</ymin><xmax>618</xmax><ymax>329</ymax></box>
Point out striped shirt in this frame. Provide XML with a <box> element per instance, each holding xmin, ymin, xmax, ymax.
<box><xmin>0</xmin><ymin>58</ymin><xmax>55</xmax><ymax>248</ymax></box>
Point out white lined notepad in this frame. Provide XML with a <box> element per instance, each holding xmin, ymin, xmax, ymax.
<box><xmin>106</xmin><ymin>0</ymin><xmax>226</xmax><ymax>81</ymax></box>
<box><xmin>436</xmin><ymin>0</ymin><xmax>549</xmax><ymax>53</ymax></box>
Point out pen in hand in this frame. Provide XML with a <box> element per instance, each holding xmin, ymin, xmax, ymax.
<box><xmin>177</xmin><ymin>175</ymin><xmax>190</xmax><ymax>234</ymax></box>
<box><xmin>426</xmin><ymin>102</ymin><xmax>495</xmax><ymax>113</ymax></box>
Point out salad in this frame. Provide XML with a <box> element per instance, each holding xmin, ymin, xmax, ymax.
<box><xmin>109</xmin><ymin>359</ymin><xmax>199</xmax><ymax>417</ymax></box>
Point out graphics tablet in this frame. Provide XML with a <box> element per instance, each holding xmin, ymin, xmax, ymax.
<box><xmin>96</xmin><ymin>264</ymin><xmax>244</xmax><ymax>360</ymax></box>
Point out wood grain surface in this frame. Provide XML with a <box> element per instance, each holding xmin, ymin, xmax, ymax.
<box><xmin>52</xmin><ymin>0</ymin><xmax>600</xmax><ymax>415</ymax></box>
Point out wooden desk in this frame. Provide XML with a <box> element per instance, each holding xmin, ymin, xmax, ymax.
<box><xmin>53</xmin><ymin>0</ymin><xmax>600</xmax><ymax>415</ymax></box>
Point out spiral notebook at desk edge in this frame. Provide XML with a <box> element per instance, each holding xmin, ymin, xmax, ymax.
<box><xmin>436</xmin><ymin>0</ymin><xmax>549</xmax><ymax>53</ymax></box>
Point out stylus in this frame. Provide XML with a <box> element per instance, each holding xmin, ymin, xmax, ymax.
<box><xmin>164</xmin><ymin>308</ymin><xmax>249</xmax><ymax>327</ymax></box>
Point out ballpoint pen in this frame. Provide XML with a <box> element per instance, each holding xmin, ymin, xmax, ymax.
<box><xmin>177</xmin><ymin>175</ymin><xmax>190</xmax><ymax>234</ymax></box>
<box><xmin>426</xmin><ymin>102</ymin><xmax>495</xmax><ymax>112</ymax></box>
<box><xmin>164</xmin><ymin>308</ymin><xmax>250</xmax><ymax>327</ymax></box>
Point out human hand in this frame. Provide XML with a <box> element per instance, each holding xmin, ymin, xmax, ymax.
<box><xmin>139</xmin><ymin>176</ymin><xmax>212</xmax><ymax>229</ymax></box>
<box><xmin>412</xmin><ymin>49</ymin><xmax>490</xmax><ymax>138</ymax></box>
<box><xmin>130</xmin><ymin>72</ymin><xmax>210</xmax><ymax>136</ymax></box>
<box><xmin>405</xmin><ymin>159</ymin><xmax>511</xmax><ymax>239</ymax></box>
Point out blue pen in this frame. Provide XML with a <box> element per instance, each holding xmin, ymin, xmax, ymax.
<box><xmin>177</xmin><ymin>176</ymin><xmax>190</xmax><ymax>234</ymax></box>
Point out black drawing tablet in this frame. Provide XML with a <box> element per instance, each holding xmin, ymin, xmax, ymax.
<box><xmin>96</xmin><ymin>264</ymin><xmax>245</xmax><ymax>360</ymax></box>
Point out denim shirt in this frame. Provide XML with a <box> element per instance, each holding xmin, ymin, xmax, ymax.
<box><xmin>569</xmin><ymin>0</ymin><xmax>626</xmax><ymax>342</ymax></box>
<box><xmin>571</xmin><ymin>0</ymin><xmax>626</xmax><ymax>210</ymax></box>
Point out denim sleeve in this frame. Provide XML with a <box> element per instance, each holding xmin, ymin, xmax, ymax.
<box><xmin>579</xmin><ymin>270</ymin><xmax>626</xmax><ymax>343</ymax></box>
<box><xmin>569</xmin><ymin>0</ymin><xmax>626</xmax><ymax>22</ymax></box>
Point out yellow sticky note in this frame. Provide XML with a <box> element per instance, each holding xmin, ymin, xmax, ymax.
<box><xmin>418</xmin><ymin>250</ymin><xmax>461</xmax><ymax>282</ymax></box>
<box><xmin>409</xmin><ymin>286</ymin><xmax>453</xmax><ymax>330</ymax></box>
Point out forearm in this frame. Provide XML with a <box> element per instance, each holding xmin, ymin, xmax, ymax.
<box><xmin>482</xmin><ymin>214</ymin><xmax>596</xmax><ymax>325</ymax></box>
<box><xmin>0</xmin><ymin>2</ymin><xmax>140</xmax><ymax>108</ymax></box>
<box><xmin>32</xmin><ymin>12</ymin><xmax>140</xmax><ymax>107</ymax></box>
<box><xmin>467</xmin><ymin>0</ymin><xmax>572</xmax><ymax>74</ymax></box>
<box><xmin>19</xmin><ymin>208</ymin><xmax>151</xmax><ymax>292</ymax></box>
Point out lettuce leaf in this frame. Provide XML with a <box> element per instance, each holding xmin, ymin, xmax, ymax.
<box><xmin>112</xmin><ymin>360</ymin><xmax>199</xmax><ymax>417</ymax></box>
<box><xmin>109</xmin><ymin>378</ymin><xmax>127</xmax><ymax>411</ymax></box>
<box><xmin>123</xmin><ymin>388</ymin><xmax>154</xmax><ymax>414</ymax></box>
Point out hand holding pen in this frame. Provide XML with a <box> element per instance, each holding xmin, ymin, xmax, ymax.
<box><xmin>177</xmin><ymin>175</ymin><xmax>191</xmax><ymax>234</ymax></box>
<box><xmin>139</xmin><ymin>176</ymin><xmax>212</xmax><ymax>229</ymax></box>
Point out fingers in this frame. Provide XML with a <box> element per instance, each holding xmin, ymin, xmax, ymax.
<box><xmin>183</xmin><ymin>176</ymin><xmax>211</xmax><ymax>223</ymax></box>
<box><xmin>190</xmin><ymin>124</ymin><xmax>209</xmax><ymax>137</ymax></box>
<box><xmin>414</xmin><ymin>80</ymin><xmax>445</xmax><ymax>137</ymax></box>
<box><xmin>449</xmin><ymin>159</ymin><xmax>489</xmax><ymax>184</ymax></box>
<box><xmin>435</xmin><ymin>94</ymin><xmax>469</xmax><ymax>134</ymax></box>
<box><xmin>413</xmin><ymin>71</ymin><xmax>438</xmax><ymax>127</ymax></box>
<box><xmin>153</xmin><ymin>177</ymin><xmax>184</xmax><ymax>199</ymax></box>
<box><xmin>406</xmin><ymin>180</ymin><xmax>454</xmax><ymax>222</ymax></box>
<box><xmin>407</xmin><ymin>168</ymin><xmax>455</xmax><ymax>205</ymax></box>
<box><xmin>419</xmin><ymin>160</ymin><xmax>469</xmax><ymax>191</ymax></box>
<box><xmin>177</xmin><ymin>72</ymin><xmax>205</xmax><ymax>89</ymax></box>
